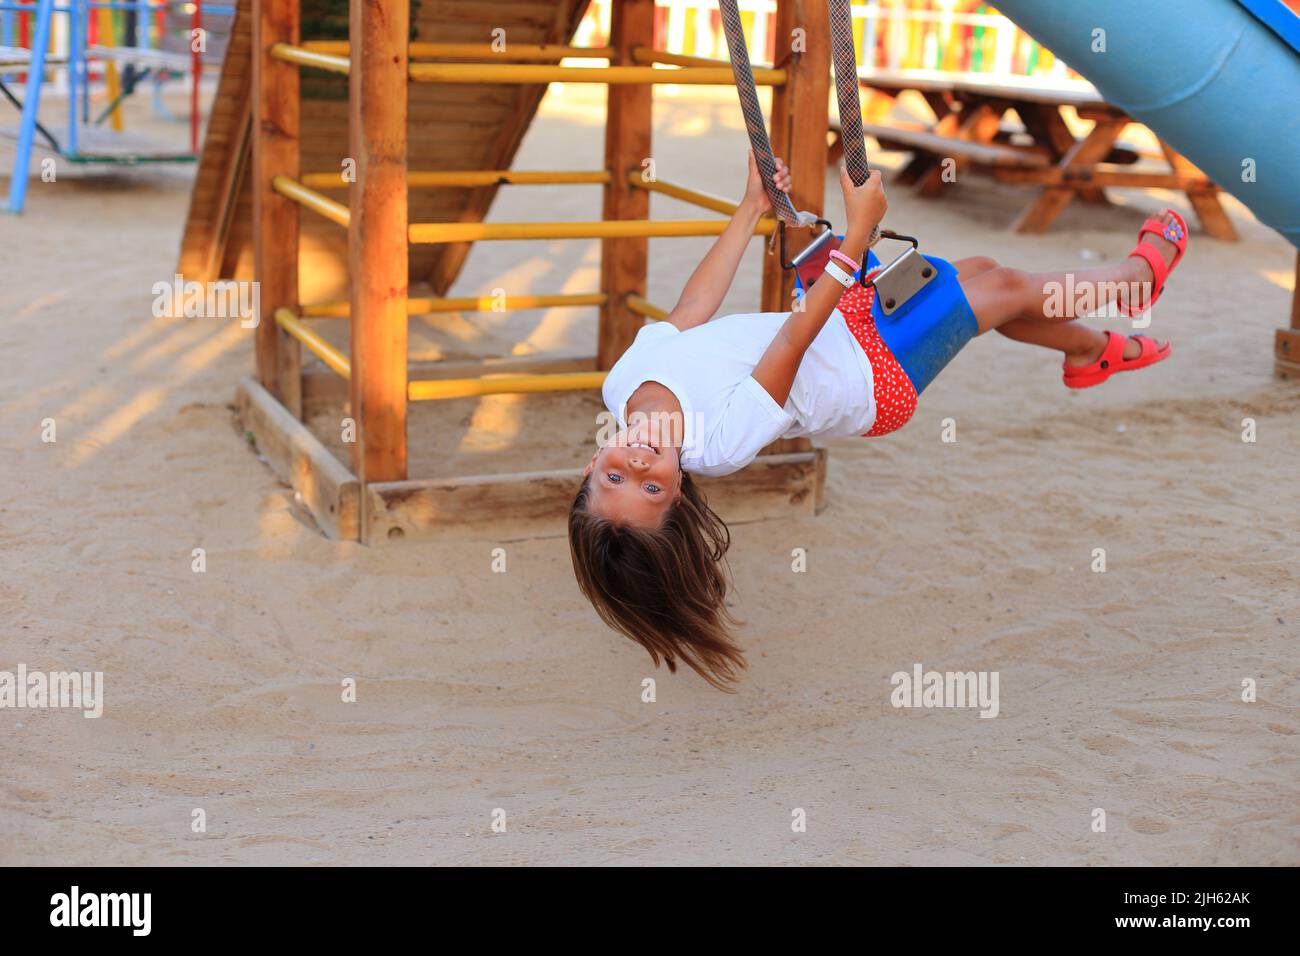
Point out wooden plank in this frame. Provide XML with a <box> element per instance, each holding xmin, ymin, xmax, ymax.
<box><xmin>992</xmin><ymin>168</ymin><xmax>1216</xmax><ymax>190</ymax></box>
<box><xmin>349</xmin><ymin>0</ymin><xmax>411</xmax><ymax>488</ymax></box>
<box><xmin>423</xmin><ymin>0</ymin><xmax>593</xmax><ymax>295</ymax></box>
<box><xmin>365</xmin><ymin>451</ymin><xmax>822</xmax><ymax>540</ymax></box>
<box><xmin>859</xmin><ymin>69</ymin><xmax>1103</xmax><ymax>108</ymax></box>
<box><xmin>1276</xmin><ymin>328</ymin><xmax>1300</xmax><ymax>366</ymax></box>
<box><xmin>596</xmin><ymin>0</ymin><xmax>653</xmax><ymax>370</ymax></box>
<box><xmin>865</xmin><ymin>120</ymin><xmax>1048</xmax><ymax>169</ymax></box>
<box><xmin>235</xmin><ymin>377</ymin><xmax>360</xmax><ymax>541</ymax></box>
<box><xmin>1274</xmin><ymin>356</ymin><xmax>1300</xmax><ymax>381</ymax></box>
<box><xmin>1293</xmin><ymin>251</ymin><xmax>1300</xmax><ymax>332</ymax></box>
<box><xmin>1278</xmin><ymin>255</ymin><xmax>1300</xmax><ymax>376</ymax></box>
<box><xmin>918</xmin><ymin>101</ymin><xmax>1005</xmax><ymax>196</ymax></box>
<box><xmin>177</xmin><ymin>0</ymin><xmax>253</xmax><ymax>281</ymax></box>
<box><xmin>252</xmin><ymin>0</ymin><xmax>302</xmax><ymax>415</ymax></box>
<box><xmin>203</xmin><ymin>97</ymin><xmax>252</xmax><ymax>282</ymax></box>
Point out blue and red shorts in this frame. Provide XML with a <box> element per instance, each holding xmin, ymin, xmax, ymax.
<box><xmin>837</xmin><ymin>256</ymin><xmax>979</xmax><ymax>437</ymax></box>
<box><xmin>839</xmin><ymin>281</ymin><xmax>917</xmax><ymax>436</ymax></box>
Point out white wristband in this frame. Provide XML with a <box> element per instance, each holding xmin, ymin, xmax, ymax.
<box><xmin>824</xmin><ymin>260</ymin><xmax>855</xmax><ymax>289</ymax></box>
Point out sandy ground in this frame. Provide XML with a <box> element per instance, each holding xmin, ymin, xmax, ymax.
<box><xmin>1</xmin><ymin>84</ymin><xmax>1298</xmax><ymax>866</ymax></box>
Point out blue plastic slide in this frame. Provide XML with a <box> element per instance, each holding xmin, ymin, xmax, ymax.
<box><xmin>991</xmin><ymin>0</ymin><xmax>1300</xmax><ymax>249</ymax></box>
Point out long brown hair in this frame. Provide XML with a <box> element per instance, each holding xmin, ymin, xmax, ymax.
<box><xmin>568</xmin><ymin>472</ymin><xmax>746</xmax><ymax>691</ymax></box>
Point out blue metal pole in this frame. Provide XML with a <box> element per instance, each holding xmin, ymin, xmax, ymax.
<box><xmin>6</xmin><ymin>0</ymin><xmax>55</xmax><ymax>212</ymax></box>
<box><xmin>66</xmin><ymin>0</ymin><xmax>80</xmax><ymax>153</ymax></box>
<box><xmin>77</xmin><ymin>0</ymin><xmax>86</xmax><ymax>124</ymax></box>
<box><xmin>1</xmin><ymin>5</ymin><xmax>14</xmax><ymax>84</ymax></box>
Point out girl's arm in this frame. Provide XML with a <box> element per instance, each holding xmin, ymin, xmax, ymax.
<box><xmin>751</xmin><ymin>167</ymin><xmax>887</xmax><ymax>407</ymax></box>
<box><xmin>663</xmin><ymin>153</ymin><xmax>790</xmax><ymax>333</ymax></box>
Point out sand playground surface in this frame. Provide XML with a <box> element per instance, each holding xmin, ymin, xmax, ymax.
<box><xmin>1</xmin><ymin>84</ymin><xmax>1298</xmax><ymax>865</ymax></box>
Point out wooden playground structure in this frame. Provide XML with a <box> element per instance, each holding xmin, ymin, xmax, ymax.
<box><xmin>196</xmin><ymin>0</ymin><xmax>831</xmax><ymax>542</ymax></box>
<box><xmin>180</xmin><ymin>0</ymin><xmax>1300</xmax><ymax>542</ymax></box>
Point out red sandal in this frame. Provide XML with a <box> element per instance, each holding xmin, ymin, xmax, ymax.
<box><xmin>1120</xmin><ymin>210</ymin><xmax>1188</xmax><ymax>317</ymax></box>
<box><xmin>1063</xmin><ymin>331</ymin><xmax>1171</xmax><ymax>389</ymax></box>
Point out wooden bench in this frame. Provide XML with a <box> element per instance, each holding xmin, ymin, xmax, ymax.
<box><xmin>860</xmin><ymin>120</ymin><xmax>1049</xmax><ymax>170</ymax></box>
<box><xmin>833</xmin><ymin>118</ymin><xmax>1143</xmax><ymax>169</ymax></box>
<box><xmin>834</xmin><ymin>70</ymin><xmax>1236</xmax><ymax>239</ymax></box>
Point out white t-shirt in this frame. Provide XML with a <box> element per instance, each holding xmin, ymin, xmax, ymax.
<box><xmin>601</xmin><ymin>311</ymin><xmax>876</xmax><ymax>477</ymax></box>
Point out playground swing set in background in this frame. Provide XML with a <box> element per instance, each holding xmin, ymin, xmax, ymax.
<box><xmin>1</xmin><ymin>0</ymin><xmax>234</xmax><ymax>212</ymax></box>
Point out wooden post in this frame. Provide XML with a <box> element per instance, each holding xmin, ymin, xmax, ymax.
<box><xmin>1293</xmin><ymin>252</ymin><xmax>1300</xmax><ymax>331</ymax></box>
<box><xmin>349</xmin><ymin>0</ymin><xmax>409</xmax><ymax>485</ymax></box>
<box><xmin>251</xmin><ymin>0</ymin><xmax>301</xmax><ymax>415</ymax></box>
<box><xmin>1277</xmin><ymin>250</ymin><xmax>1300</xmax><ymax>378</ymax></box>
<box><xmin>760</xmin><ymin>0</ymin><xmax>827</xmax><ymax>484</ymax></box>
<box><xmin>1012</xmin><ymin>116</ymin><xmax>1123</xmax><ymax>234</ymax></box>
<box><xmin>597</xmin><ymin>0</ymin><xmax>654</xmax><ymax>370</ymax></box>
<box><xmin>763</xmin><ymin>0</ymin><xmax>830</xmax><ymax>313</ymax></box>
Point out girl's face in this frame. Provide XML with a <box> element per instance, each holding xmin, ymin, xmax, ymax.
<box><xmin>583</xmin><ymin>419</ymin><xmax>683</xmax><ymax>528</ymax></box>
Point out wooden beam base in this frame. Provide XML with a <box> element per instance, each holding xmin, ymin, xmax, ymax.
<box><xmin>238</xmin><ymin>376</ymin><xmax>827</xmax><ymax>544</ymax></box>
<box><xmin>1282</xmin><ymin>253</ymin><xmax>1300</xmax><ymax>379</ymax></box>
<box><xmin>366</xmin><ymin>449</ymin><xmax>827</xmax><ymax>543</ymax></box>
<box><xmin>1276</xmin><ymin>328</ymin><xmax>1300</xmax><ymax>380</ymax></box>
<box><xmin>235</xmin><ymin>376</ymin><xmax>361</xmax><ymax>540</ymax></box>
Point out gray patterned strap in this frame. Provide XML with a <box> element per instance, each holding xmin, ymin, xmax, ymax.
<box><xmin>827</xmin><ymin>0</ymin><xmax>882</xmax><ymax>246</ymax></box>
<box><xmin>717</xmin><ymin>0</ymin><xmax>817</xmax><ymax>227</ymax></box>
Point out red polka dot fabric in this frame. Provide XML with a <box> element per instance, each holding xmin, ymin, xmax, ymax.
<box><xmin>838</xmin><ymin>276</ymin><xmax>918</xmax><ymax>437</ymax></box>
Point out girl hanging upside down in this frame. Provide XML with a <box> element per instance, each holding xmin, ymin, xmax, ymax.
<box><xmin>569</xmin><ymin>152</ymin><xmax>1189</xmax><ymax>690</ymax></box>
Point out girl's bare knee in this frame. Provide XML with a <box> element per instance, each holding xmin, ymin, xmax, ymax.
<box><xmin>990</xmin><ymin>266</ymin><xmax>1033</xmax><ymax>298</ymax></box>
<box><xmin>956</xmin><ymin>255</ymin><xmax>999</xmax><ymax>278</ymax></box>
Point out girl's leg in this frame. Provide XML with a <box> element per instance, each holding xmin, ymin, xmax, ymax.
<box><xmin>952</xmin><ymin>256</ymin><xmax>1001</xmax><ymax>281</ymax></box>
<box><xmin>992</xmin><ymin>316</ymin><xmax>1108</xmax><ymax>364</ymax></box>
<box><xmin>958</xmin><ymin>211</ymin><xmax>1182</xmax><ymax>364</ymax></box>
<box><xmin>951</xmin><ymin>256</ymin><xmax>1106</xmax><ymax>358</ymax></box>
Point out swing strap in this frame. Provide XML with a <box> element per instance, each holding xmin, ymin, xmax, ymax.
<box><xmin>717</xmin><ymin>0</ymin><xmax>817</xmax><ymax>227</ymax></box>
<box><xmin>828</xmin><ymin>0</ymin><xmax>882</xmax><ymax>247</ymax></box>
<box><xmin>828</xmin><ymin>0</ymin><xmax>870</xmax><ymax>188</ymax></box>
<box><xmin>718</xmin><ymin>0</ymin><xmax>882</xmax><ymax>245</ymax></box>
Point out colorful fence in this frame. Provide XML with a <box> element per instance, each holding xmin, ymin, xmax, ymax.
<box><xmin>575</xmin><ymin>0</ymin><xmax>1077</xmax><ymax>80</ymax></box>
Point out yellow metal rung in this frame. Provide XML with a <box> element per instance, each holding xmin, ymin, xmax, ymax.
<box><xmin>407</xmin><ymin>63</ymin><xmax>785</xmax><ymax>86</ymax></box>
<box><xmin>408</xmin><ymin>219</ymin><xmax>776</xmax><ymax>243</ymax></box>
<box><xmin>300</xmin><ymin>41</ymin><xmax>614</xmax><ymax>61</ymax></box>
<box><xmin>301</xmin><ymin>292</ymin><xmax>607</xmax><ymax>318</ymax></box>
<box><xmin>631</xmin><ymin>46</ymin><xmax>734</xmax><ymax>69</ymax></box>
<box><xmin>409</xmin><ymin>371</ymin><xmax>607</xmax><ymax>401</ymax></box>
<box><xmin>628</xmin><ymin>172</ymin><xmax>747</xmax><ymax>216</ymax></box>
<box><xmin>626</xmin><ymin>295</ymin><xmax>669</xmax><ymax>321</ymax></box>
<box><xmin>298</xmin><ymin>169</ymin><xmax>611</xmax><ymax>190</ymax></box>
<box><xmin>274</xmin><ymin>309</ymin><xmax>351</xmax><ymax>378</ymax></box>
<box><xmin>271</xmin><ymin>176</ymin><xmax>351</xmax><ymax>227</ymax></box>
<box><xmin>268</xmin><ymin>43</ymin><xmax>350</xmax><ymax>75</ymax></box>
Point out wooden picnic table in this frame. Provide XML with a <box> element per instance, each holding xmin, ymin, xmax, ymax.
<box><xmin>835</xmin><ymin>69</ymin><xmax>1236</xmax><ymax>240</ymax></box>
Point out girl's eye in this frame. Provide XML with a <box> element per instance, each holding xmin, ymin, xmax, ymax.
<box><xmin>606</xmin><ymin>472</ymin><xmax>622</xmax><ymax>484</ymax></box>
<box><xmin>645</xmin><ymin>483</ymin><xmax>661</xmax><ymax>494</ymax></box>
